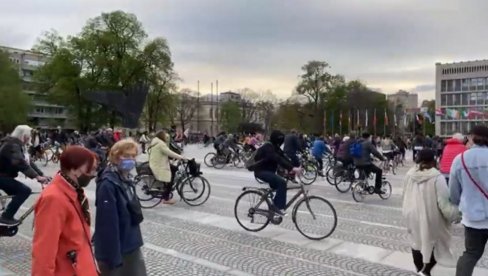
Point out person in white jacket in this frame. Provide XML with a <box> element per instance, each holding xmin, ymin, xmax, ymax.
<box><xmin>402</xmin><ymin>149</ymin><xmax>461</xmax><ymax>276</ymax></box>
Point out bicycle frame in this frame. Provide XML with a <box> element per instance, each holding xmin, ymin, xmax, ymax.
<box><xmin>0</xmin><ymin>191</ymin><xmax>41</xmax><ymax>225</ymax></box>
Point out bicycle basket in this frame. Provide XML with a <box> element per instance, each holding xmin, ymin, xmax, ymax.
<box><xmin>136</xmin><ymin>162</ymin><xmax>153</xmax><ymax>175</ymax></box>
<box><xmin>187</xmin><ymin>159</ymin><xmax>201</xmax><ymax>177</ymax></box>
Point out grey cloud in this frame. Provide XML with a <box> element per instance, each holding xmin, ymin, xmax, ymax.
<box><xmin>414</xmin><ymin>84</ymin><xmax>436</xmax><ymax>92</ymax></box>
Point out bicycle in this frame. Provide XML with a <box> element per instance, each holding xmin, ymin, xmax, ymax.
<box><xmin>134</xmin><ymin>159</ymin><xmax>211</xmax><ymax>208</ymax></box>
<box><xmin>204</xmin><ymin>150</ymin><xmax>244</xmax><ymax>169</ymax></box>
<box><xmin>0</xmin><ymin>177</ymin><xmax>51</xmax><ymax>237</ymax></box>
<box><xmin>235</xmin><ymin>175</ymin><xmax>338</xmax><ymax>240</ymax></box>
<box><xmin>351</xmin><ymin>169</ymin><xmax>392</xmax><ymax>202</ymax></box>
<box><xmin>29</xmin><ymin>142</ymin><xmax>50</xmax><ymax>167</ymax></box>
<box><xmin>381</xmin><ymin>152</ymin><xmax>397</xmax><ymax>175</ymax></box>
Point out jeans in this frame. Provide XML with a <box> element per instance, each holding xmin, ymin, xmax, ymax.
<box><xmin>254</xmin><ymin>171</ymin><xmax>287</xmax><ymax>210</ymax></box>
<box><xmin>356</xmin><ymin>164</ymin><xmax>382</xmax><ymax>190</ymax></box>
<box><xmin>412</xmin><ymin>249</ymin><xmax>436</xmax><ymax>275</ymax></box>
<box><xmin>0</xmin><ymin>177</ymin><xmax>32</xmax><ymax>219</ymax></box>
<box><xmin>99</xmin><ymin>248</ymin><xmax>147</xmax><ymax>276</ymax></box>
<box><xmin>456</xmin><ymin>226</ymin><xmax>488</xmax><ymax>276</ymax></box>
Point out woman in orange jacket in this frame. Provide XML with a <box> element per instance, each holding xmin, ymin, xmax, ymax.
<box><xmin>32</xmin><ymin>146</ymin><xmax>99</xmax><ymax>276</ymax></box>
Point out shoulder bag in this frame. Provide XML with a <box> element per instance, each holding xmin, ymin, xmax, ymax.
<box><xmin>461</xmin><ymin>153</ymin><xmax>488</xmax><ymax>200</ymax></box>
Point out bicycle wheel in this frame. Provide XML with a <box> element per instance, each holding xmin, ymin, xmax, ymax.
<box><xmin>299</xmin><ymin>162</ymin><xmax>318</xmax><ymax>185</ymax></box>
<box><xmin>213</xmin><ymin>156</ymin><xmax>226</xmax><ymax>169</ymax></box>
<box><xmin>179</xmin><ymin>176</ymin><xmax>211</xmax><ymax>206</ymax></box>
<box><xmin>352</xmin><ymin>182</ymin><xmax>365</xmax><ymax>202</ymax></box>
<box><xmin>325</xmin><ymin>166</ymin><xmax>336</xmax><ymax>185</ymax></box>
<box><xmin>335</xmin><ymin>176</ymin><xmax>352</xmax><ymax>193</ymax></box>
<box><xmin>204</xmin><ymin>153</ymin><xmax>216</xmax><ymax>168</ymax></box>
<box><xmin>234</xmin><ymin>190</ymin><xmax>271</xmax><ymax>232</ymax></box>
<box><xmin>233</xmin><ymin>155</ymin><xmax>244</xmax><ymax>169</ymax></box>
<box><xmin>134</xmin><ymin>175</ymin><xmax>162</xmax><ymax>209</ymax></box>
<box><xmin>379</xmin><ymin>180</ymin><xmax>392</xmax><ymax>200</ymax></box>
<box><xmin>292</xmin><ymin>196</ymin><xmax>337</xmax><ymax>240</ymax></box>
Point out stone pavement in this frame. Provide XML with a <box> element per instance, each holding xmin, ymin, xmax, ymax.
<box><xmin>0</xmin><ymin>145</ymin><xmax>487</xmax><ymax>275</ymax></box>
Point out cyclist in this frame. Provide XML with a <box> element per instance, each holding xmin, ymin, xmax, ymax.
<box><xmin>284</xmin><ymin>130</ymin><xmax>300</xmax><ymax>167</ymax></box>
<box><xmin>381</xmin><ymin>135</ymin><xmax>397</xmax><ymax>164</ymax></box>
<box><xmin>253</xmin><ymin>130</ymin><xmax>301</xmax><ymax>216</ymax></box>
<box><xmin>412</xmin><ymin>134</ymin><xmax>425</xmax><ymax>161</ymax></box>
<box><xmin>352</xmin><ymin>132</ymin><xmax>386</xmax><ymax>195</ymax></box>
<box><xmin>336</xmin><ymin>134</ymin><xmax>356</xmax><ymax>179</ymax></box>
<box><xmin>0</xmin><ymin>125</ymin><xmax>48</xmax><ymax>226</ymax></box>
<box><xmin>311</xmin><ymin>136</ymin><xmax>331</xmax><ymax>176</ymax></box>
<box><xmin>222</xmin><ymin>134</ymin><xmax>239</xmax><ymax>163</ymax></box>
<box><xmin>149</xmin><ymin>130</ymin><xmax>187</xmax><ymax>205</ymax></box>
<box><xmin>213</xmin><ymin>132</ymin><xmax>227</xmax><ymax>156</ymax></box>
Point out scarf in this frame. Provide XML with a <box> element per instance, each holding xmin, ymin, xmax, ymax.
<box><xmin>60</xmin><ymin>171</ymin><xmax>91</xmax><ymax>225</ymax></box>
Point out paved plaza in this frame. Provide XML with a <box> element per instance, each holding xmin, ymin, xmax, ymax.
<box><xmin>0</xmin><ymin>145</ymin><xmax>487</xmax><ymax>275</ymax></box>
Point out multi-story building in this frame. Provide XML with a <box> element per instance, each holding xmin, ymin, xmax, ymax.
<box><xmin>435</xmin><ymin>60</ymin><xmax>488</xmax><ymax>136</ymax></box>
<box><xmin>0</xmin><ymin>46</ymin><xmax>71</xmax><ymax>129</ymax></box>
<box><xmin>387</xmin><ymin>90</ymin><xmax>418</xmax><ymax>110</ymax></box>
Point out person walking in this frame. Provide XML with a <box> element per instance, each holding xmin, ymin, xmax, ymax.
<box><xmin>93</xmin><ymin>139</ymin><xmax>147</xmax><ymax>276</ymax></box>
<box><xmin>439</xmin><ymin>133</ymin><xmax>466</xmax><ymax>183</ymax></box>
<box><xmin>450</xmin><ymin>125</ymin><xmax>488</xmax><ymax>276</ymax></box>
<box><xmin>32</xmin><ymin>146</ymin><xmax>99</xmax><ymax>276</ymax></box>
<box><xmin>139</xmin><ymin>132</ymin><xmax>149</xmax><ymax>154</ymax></box>
<box><xmin>402</xmin><ymin>149</ymin><xmax>461</xmax><ymax>276</ymax></box>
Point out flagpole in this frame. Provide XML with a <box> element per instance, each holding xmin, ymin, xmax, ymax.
<box><xmin>374</xmin><ymin>108</ymin><xmax>377</xmax><ymax>137</ymax></box>
<box><xmin>211</xmin><ymin>82</ymin><xmax>214</xmax><ymax>136</ymax></box>
<box><xmin>383</xmin><ymin>108</ymin><xmax>387</xmax><ymax>136</ymax></box>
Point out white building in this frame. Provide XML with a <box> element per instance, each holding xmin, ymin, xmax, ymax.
<box><xmin>435</xmin><ymin>60</ymin><xmax>488</xmax><ymax>136</ymax></box>
<box><xmin>1</xmin><ymin>46</ymin><xmax>71</xmax><ymax>129</ymax></box>
<box><xmin>387</xmin><ymin>90</ymin><xmax>418</xmax><ymax>110</ymax></box>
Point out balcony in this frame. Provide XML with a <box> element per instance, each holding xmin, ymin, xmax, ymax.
<box><xmin>28</xmin><ymin>111</ymin><xmax>69</xmax><ymax>119</ymax></box>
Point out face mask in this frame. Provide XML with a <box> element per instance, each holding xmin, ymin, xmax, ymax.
<box><xmin>77</xmin><ymin>174</ymin><xmax>95</xmax><ymax>187</ymax></box>
<box><xmin>118</xmin><ymin>159</ymin><xmax>136</xmax><ymax>171</ymax></box>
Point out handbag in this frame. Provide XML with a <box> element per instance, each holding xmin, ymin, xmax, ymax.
<box><xmin>461</xmin><ymin>152</ymin><xmax>488</xmax><ymax>200</ymax></box>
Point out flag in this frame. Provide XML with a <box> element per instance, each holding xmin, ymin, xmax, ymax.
<box><xmin>403</xmin><ymin>114</ymin><xmax>407</xmax><ymax>127</ymax></box>
<box><xmin>423</xmin><ymin>112</ymin><xmax>432</xmax><ymax>123</ymax></box>
<box><xmin>394</xmin><ymin>113</ymin><xmax>397</xmax><ymax>126</ymax></box>
<box><xmin>330</xmin><ymin>111</ymin><xmax>335</xmax><ymax>133</ymax></box>
<box><xmin>339</xmin><ymin>111</ymin><xmax>343</xmax><ymax>132</ymax></box>
<box><xmin>323</xmin><ymin>109</ymin><xmax>327</xmax><ymax>134</ymax></box>
<box><xmin>416</xmin><ymin>113</ymin><xmax>423</xmax><ymax>125</ymax></box>
<box><xmin>348</xmin><ymin>110</ymin><xmax>351</xmax><ymax>131</ymax></box>
<box><xmin>435</xmin><ymin>108</ymin><xmax>444</xmax><ymax>116</ymax></box>
<box><xmin>365</xmin><ymin>109</ymin><xmax>368</xmax><ymax>128</ymax></box>
<box><xmin>384</xmin><ymin>109</ymin><xmax>389</xmax><ymax>126</ymax></box>
<box><xmin>357</xmin><ymin>109</ymin><xmax>360</xmax><ymax>128</ymax></box>
<box><xmin>373</xmin><ymin>108</ymin><xmax>377</xmax><ymax>125</ymax></box>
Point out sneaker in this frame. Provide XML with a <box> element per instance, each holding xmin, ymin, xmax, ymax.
<box><xmin>274</xmin><ymin>209</ymin><xmax>288</xmax><ymax>217</ymax></box>
<box><xmin>0</xmin><ymin>216</ymin><xmax>20</xmax><ymax>226</ymax></box>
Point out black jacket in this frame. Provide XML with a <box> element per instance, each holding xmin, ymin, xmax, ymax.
<box><xmin>0</xmin><ymin>137</ymin><xmax>42</xmax><ymax>178</ymax></box>
<box><xmin>283</xmin><ymin>134</ymin><xmax>300</xmax><ymax>155</ymax></box>
<box><xmin>254</xmin><ymin>143</ymin><xmax>293</xmax><ymax>173</ymax></box>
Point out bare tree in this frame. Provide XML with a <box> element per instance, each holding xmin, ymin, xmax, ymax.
<box><xmin>175</xmin><ymin>88</ymin><xmax>198</xmax><ymax>131</ymax></box>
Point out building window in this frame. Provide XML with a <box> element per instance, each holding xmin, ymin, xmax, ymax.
<box><xmin>446</xmin><ymin>94</ymin><xmax>453</xmax><ymax>105</ymax></box>
<box><xmin>470</xmin><ymin>93</ymin><xmax>477</xmax><ymax>105</ymax></box>
<box><xmin>478</xmin><ymin>78</ymin><xmax>485</xmax><ymax>90</ymax></box>
<box><xmin>447</xmin><ymin>80</ymin><xmax>453</xmax><ymax>92</ymax></box>
<box><xmin>454</xmin><ymin>79</ymin><xmax>461</xmax><ymax>91</ymax></box>
<box><xmin>470</xmin><ymin>78</ymin><xmax>477</xmax><ymax>90</ymax></box>
<box><xmin>462</xmin><ymin>79</ymin><xmax>470</xmax><ymax>91</ymax></box>
<box><xmin>461</xmin><ymin>93</ymin><xmax>468</xmax><ymax>105</ymax></box>
<box><xmin>477</xmin><ymin>92</ymin><xmax>485</xmax><ymax>105</ymax></box>
<box><xmin>441</xmin><ymin>80</ymin><xmax>446</xmax><ymax>92</ymax></box>
<box><xmin>441</xmin><ymin>94</ymin><xmax>447</xmax><ymax>106</ymax></box>
<box><xmin>453</xmin><ymin>93</ymin><xmax>461</xmax><ymax>105</ymax></box>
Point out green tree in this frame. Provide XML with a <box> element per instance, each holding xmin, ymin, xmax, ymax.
<box><xmin>296</xmin><ymin>61</ymin><xmax>343</xmax><ymax>131</ymax></box>
<box><xmin>0</xmin><ymin>51</ymin><xmax>30</xmax><ymax>132</ymax></box>
<box><xmin>34</xmin><ymin>11</ymin><xmax>174</xmax><ymax>131</ymax></box>
<box><xmin>220</xmin><ymin>101</ymin><xmax>241</xmax><ymax>133</ymax></box>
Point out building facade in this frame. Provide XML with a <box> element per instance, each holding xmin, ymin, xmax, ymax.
<box><xmin>435</xmin><ymin>60</ymin><xmax>488</xmax><ymax>136</ymax></box>
<box><xmin>1</xmin><ymin>46</ymin><xmax>71</xmax><ymax>129</ymax></box>
<box><xmin>387</xmin><ymin>90</ymin><xmax>418</xmax><ymax>110</ymax></box>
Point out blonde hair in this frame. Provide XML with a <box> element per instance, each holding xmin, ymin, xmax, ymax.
<box><xmin>109</xmin><ymin>139</ymin><xmax>138</xmax><ymax>163</ymax></box>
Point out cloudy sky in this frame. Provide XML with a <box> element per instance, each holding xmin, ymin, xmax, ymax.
<box><xmin>1</xmin><ymin>0</ymin><xmax>487</xmax><ymax>104</ymax></box>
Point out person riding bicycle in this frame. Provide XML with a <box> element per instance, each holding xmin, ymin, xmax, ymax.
<box><xmin>149</xmin><ymin>130</ymin><xmax>187</xmax><ymax>205</ymax></box>
<box><xmin>311</xmin><ymin>136</ymin><xmax>331</xmax><ymax>176</ymax></box>
<box><xmin>29</xmin><ymin>128</ymin><xmax>46</xmax><ymax>158</ymax></box>
<box><xmin>0</xmin><ymin>125</ymin><xmax>49</xmax><ymax>226</ymax></box>
<box><xmin>336</xmin><ymin>134</ymin><xmax>356</xmax><ymax>179</ymax></box>
<box><xmin>352</xmin><ymin>132</ymin><xmax>386</xmax><ymax>195</ymax></box>
<box><xmin>253</xmin><ymin>130</ymin><xmax>301</xmax><ymax>216</ymax></box>
<box><xmin>381</xmin><ymin>135</ymin><xmax>397</xmax><ymax>162</ymax></box>
<box><xmin>222</xmin><ymin>134</ymin><xmax>239</xmax><ymax>163</ymax></box>
<box><xmin>284</xmin><ymin>130</ymin><xmax>300</xmax><ymax>167</ymax></box>
<box><xmin>213</xmin><ymin>132</ymin><xmax>227</xmax><ymax>156</ymax></box>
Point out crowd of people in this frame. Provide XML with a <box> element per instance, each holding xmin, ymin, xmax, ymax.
<box><xmin>1</xmin><ymin>121</ymin><xmax>488</xmax><ymax>275</ymax></box>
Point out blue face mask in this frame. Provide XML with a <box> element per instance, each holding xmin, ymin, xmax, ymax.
<box><xmin>118</xmin><ymin>159</ymin><xmax>136</xmax><ymax>171</ymax></box>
